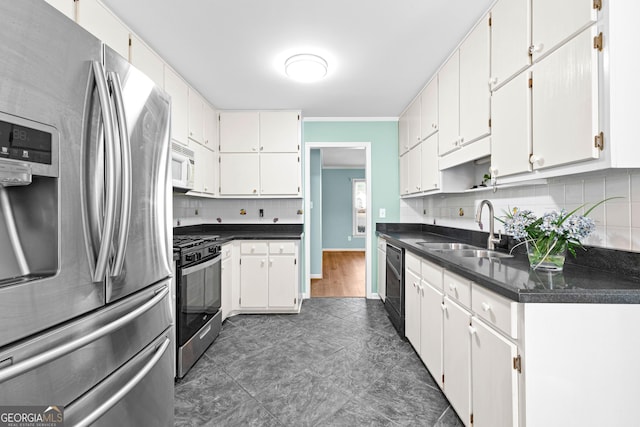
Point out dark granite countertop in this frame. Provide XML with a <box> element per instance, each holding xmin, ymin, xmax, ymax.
<box><xmin>377</xmin><ymin>223</ymin><xmax>640</xmax><ymax>304</ymax></box>
<box><xmin>174</xmin><ymin>224</ymin><xmax>303</xmax><ymax>244</ymax></box>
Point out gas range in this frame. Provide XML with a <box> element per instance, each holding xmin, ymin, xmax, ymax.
<box><xmin>173</xmin><ymin>234</ymin><xmax>221</xmax><ymax>267</ymax></box>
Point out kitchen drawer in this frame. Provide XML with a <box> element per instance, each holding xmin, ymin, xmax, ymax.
<box><xmin>405</xmin><ymin>251</ymin><xmax>421</xmax><ymax>275</ymax></box>
<box><xmin>443</xmin><ymin>270</ymin><xmax>471</xmax><ymax>308</ymax></box>
<box><xmin>269</xmin><ymin>241</ymin><xmax>296</xmax><ymax>255</ymax></box>
<box><xmin>472</xmin><ymin>284</ymin><xmax>519</xmax><ymax>339</ymax></box>
<box><xmin>221</xmin><ymin>243</ymin><xmax>232</xmax><ymax>260</ymax></box>
<box><xmin>421</xmin><ymin>259</ymin><xmax>443</xmax><ymax>290</ymax></box>
<box><xmin>240</xmin><ymin>242</ymin><xmax>268</xmax><ymax>255</ymax></box>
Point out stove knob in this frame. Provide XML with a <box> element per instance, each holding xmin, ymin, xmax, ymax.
<box><xmin>208</xmin><ymin>247</ymin><xmax>216</xmax><ymax>253</ymax></box>
<box><xmin>185</xmin><ymin>254</ymin><xmax>195</xmax><ymax>262</ymax></box>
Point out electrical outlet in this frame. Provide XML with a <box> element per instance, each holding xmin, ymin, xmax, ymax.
<box><xmin>379</xmin><ymin>208</ymin><xmax>386</xmax><ymax>218</ymax></box>
<box><xmin>195</xmin><ymin>208</ymin><xmax>199</xmax><ymax>215</ymax></box>
<box><xmin>347</xmin><ymin>235</ymin><xmax>352</xmax><ymax>241</ymax></box>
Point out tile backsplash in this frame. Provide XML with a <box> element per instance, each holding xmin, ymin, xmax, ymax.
<box><xmin>400</xmin><ymin>169</ymin><xmax>640</xmax><ymax>252</ymax></box>
<box><xmin>173</xmin><ymin>195</ymin><xmax>304</xmax><ymax>227</ymax></box>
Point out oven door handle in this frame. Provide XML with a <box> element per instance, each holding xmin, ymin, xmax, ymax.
<box><xmin>181</xmin><ymin>255</ymin><xmax>220</xmax><ymax>276</ymax></box>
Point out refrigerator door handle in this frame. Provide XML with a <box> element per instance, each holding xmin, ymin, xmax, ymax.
<box><xmin>0</xmin><ymin>286</ymin><xmax>169</xmax><ymax>383</ymax></box>
<box><xmin>91</xmin><ymin>60</ymin><xmax>118</xmax><ymax>283</ymax></box>
<box><xmin>107</xmin><ymin>71</ymin><xmax>131</xmax><ymax>277</ymax></box>
<box><xmin>72</xmin><ymin>337</ymin><xmax>170</xmax><ymax>427</ymax></box>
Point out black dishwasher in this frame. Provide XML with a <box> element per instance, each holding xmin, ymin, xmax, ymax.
<box><xmin>385</xmin><ymin>243</ymin><xmax>404</xmax><ymax>337</ymax></box>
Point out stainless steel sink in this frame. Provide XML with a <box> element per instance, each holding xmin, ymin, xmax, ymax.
<box><xmin>416</xmin><ymin>242</ymin><xmax>479</xmax><ymax>250</ymax></box>
<box><xmin>446</xmin><ymin>249</ymin><xmax>513</xmax><ymax>259</ymax></box>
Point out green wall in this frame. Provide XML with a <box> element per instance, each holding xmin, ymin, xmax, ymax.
<box><xmin>322</xmin><ymin>168</ymin><xmax>366</xmax><ymax>250</ymax></box>
<box><xmin>310</xmin><ymin>149</ymin><xmax>323</xmax><ymax>276</ymax></box>
<box><xmin>303</xmin><ymin>120</ymin><xmax>399</xmax><ymax>294</ymax></box>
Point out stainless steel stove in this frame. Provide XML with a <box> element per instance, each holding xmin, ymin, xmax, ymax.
<box><xmin>172</xmin><ymin>234</ymin><xmax>222</xmax><ymax>378</ymax></box>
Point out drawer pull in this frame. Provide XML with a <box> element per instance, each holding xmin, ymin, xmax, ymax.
<box><xmin>481</xmin><ymin>302</ymin><xmax>492</xmax><ymax>312</ymax></box>
<box><xmin>449</xmin><ymin>283</ymin><xmax>457</xmax><ymax>291</ymax></box>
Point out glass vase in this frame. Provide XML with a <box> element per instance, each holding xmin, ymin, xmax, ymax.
<box><xmin>526</xmin><ymin>239</ymin><xmax>567</xmax><ymax>271</ymax></box>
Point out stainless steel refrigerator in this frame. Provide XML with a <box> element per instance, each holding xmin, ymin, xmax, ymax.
<box><xmin>0</xmin><ymin>1</ymin><xmax>174</xmax><ymax>425</ymax></box>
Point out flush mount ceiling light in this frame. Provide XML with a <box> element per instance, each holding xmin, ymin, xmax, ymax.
<box><xmin>284</xmin><ymin>54</ymin><xmax>328</xmax><ymax>82</ymax></box>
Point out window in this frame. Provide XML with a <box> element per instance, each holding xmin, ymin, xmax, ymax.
<box><xmin>352</xmin><ymin>179</ymin><xmax>366</xmax><ymax>236</ymax></box>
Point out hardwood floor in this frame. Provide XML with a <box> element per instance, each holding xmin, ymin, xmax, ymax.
<box><xmin>311</xmin><ymin>250</ymin><xmax>365</xmax><ymax>297</ymax></box>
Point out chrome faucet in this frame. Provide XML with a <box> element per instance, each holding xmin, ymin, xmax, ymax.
<box><xmin>476</xmin><ymin>200</ymin><xmax>501</xmax><ymax>250</ymax></box>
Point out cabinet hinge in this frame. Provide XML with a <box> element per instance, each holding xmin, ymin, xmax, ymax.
<box><xmin>488</xmin><ymin>16</ymin><xmax>492</xmax><ymax>27</ymax></box>
<box><xmin>513</xmin><ymin>355</ymin><xmax>522</xmax><ymax>373</ymax></box>
<box><xmin>594</xmin><ymin>32</ymin><xmax>604</xmax><ymax>51</ymax></box>
<box><xmin>294</xmin><ymin>258</ymin><xmax>297</xmax><ymax>265</ymax></box>
<box><xmin>594</xmin><ymin>132</ymin><xmax>604</xmax><ymax>151</ymax></box>
<box><xmin>239</xmin><ymin>297</ymin><xmax>241</xmax><ymax>305</ymax></box>
<box><xmin>593</xmin><ymin>0</ymin><xmax>602</xmax><ymax>11</ymax></box>
<box><xmin>218</xmin><ymin>156</ymin><xmax>221</xmax><ymax>163</ymax></box>
<box><xmin>239</xmin><ymin>258</ymin><xmax>242</xmax><ymax>265</ymax></box>
<box><xmin>128</xmin><ymin>36</ymin><xmax>132</xmax><ymax>46</ymax></box>
<box><xmin>442</xmin><ymin>374</ymin><xmax>445</xmax><ymax>384</ymax></box>
<box><xmin>488</xmin><ymin>118</ymin><xmax>491</xmax><ymax>128</ymax></box>
<box><xmin>528</xmin><ymin>77</ymin><xmax>533</xmax><ymax>89</ymax></box>
<box><xmin>298</xmin><ymin>114</ymin><xmax>300</xmax><ymax>120</ymax></box>
<box><xmin>297</xmin><ymin>156</ymin><xmax>300</xmax><ymax>162</ymax></box>
<box><xmin>294</xmin><ymin>297</ymin><xmax>297</xmax><ymax>304</ymax></box>
<box><xmin>470</xmin><ymin>413</ymin><xmax>474</xmax><ymax>425</ymax></box>
<box><xmin>297</xmin><ymin>186</ymin><xmax>300</xmax><ymax>192</ymax></box>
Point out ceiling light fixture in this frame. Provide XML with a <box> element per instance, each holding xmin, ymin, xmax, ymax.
<box><xmin>284</xmin><ymin>54</ymin><xmax>328</xmax><ymax>82</ymax></box>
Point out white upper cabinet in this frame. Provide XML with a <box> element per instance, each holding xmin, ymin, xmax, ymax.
<box><xmin>260</xmin><ymin>153</ymin><xmax>300</xmax><ymax>196</ymax></box>
<box><xmin>406</xmin><ymin>99</ymin><xmax>421</xmax><ymax>149</ymax></box>
<box><xmin>163</xmin><ymin>67</ymin><xmax>189</xmax><ymax>146</ymax></box>
<box><xmin>259</xmin><ymin>112</ymin><xmax>299</xmax><ymax>153</ymax></box>
<box><xmin>202</xmin><ymin>103</ymin><xmax>217</xmax><ymax>152</ymax></box>
<box><xmin>219</xmin><ymin>153</ymin><xmax>260</xmax><ymax>196</ymax></box>
<box><xmin>421</xmin><ymin>133</ymin><xmax>440</xmax><ymax>191</ymax></box>
<box><xmin>188</xmin><ymin>88</ymin><xmax>204</xmax><ymax>144</ymax></box>
<box><xmin>399</xmin><ymin>153</ymin><xmax>409</xmax><ymax>196</ymax></box>
<box><xmin>531</xmin><ymin>0</ymin><xmax>597</xmax><ymax>62</ymax></box>
<box><xmin>490</xmin><ymin>0</ymin><xmax>530</xmax><ymax>90</ymax></box>
<box><xmin>420</xmin><ymin>78</ymin><xmax>439</xmax><ymax>140</ymax></box>
<box><xmin>76</xmin><ymin>0</ymin><xmax>129</xmax><ymax>59</ymax></box>
<box><xmin>438</xmin><ymin>52</ymin><xmax>460</xmax><ymax>156</ymax></box>
<box><xmin>44</xmin><ymin>0</ymin><xmax>75</xmax><ymax>20</ymax></box>
<box><xmin>190</xmin><ymin>141</ymin><xmax>216</xmax><ymax>196</ymax></box>
<box><xmin>407</xmin><ymin>144</ymin><xmax>422</xmax><ymax>194</ymax></box>
<box><xmin>459</xmin><ymin>14</ymin><xmax>491</xmax><ymax>147</ymax></box>
<box><xmin>531</xmin><ymin>27</ymin><xmax>599</xmax><ymax>170</ymax></box>
<box><xmin>219</xmin><ymin>112</ymin><xmax>260</xmax><ymax>153</ymax></box>
<box><xmin>491</xmin><ymin>72</ymin><xmax>532</xmax><ymax>178</ymax></box>
<box><xmin>129</xmin><ymin>34</ymin><xmax>164</xmax><ymax>88</ymax></box>
<box><xmin>398</xmin><ymin>112</ymin><xmax>410</xmax><ymax>155</ymax></box>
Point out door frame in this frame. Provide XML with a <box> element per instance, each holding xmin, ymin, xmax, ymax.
<box><xmin>303</xmin><ymin>141</ymin><xmax>373</xmax><ymax>299</ymax></box>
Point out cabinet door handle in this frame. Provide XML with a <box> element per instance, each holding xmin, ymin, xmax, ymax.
<box><xmin>529</xmin><ymin>43</ymin><xmax>544</xmax><ymax>54</ymax></box>
<box><xmin>441</xmin><ymin>303</ymin><xmax>447</xmax><ymax>312</ymax></box>
<box><xmin>468</xmin><ymin>325</ymin><xmax>477</xmax><ymax>336</ymax></box>
<box><xmin>489</xmin><ymin>77</ymin><xmax>498</xmax><ymax>87</ymax></box>
<box><xmin>448</xmin><ymin>283</ymin><xmax>457</xmax><ymax>291</ymax></box>
<box><xmin>529</xmin><ymin>154</ymin><xmax>544</xmax><ymax>166</ymax></box>
<box><xmin>481</xmin><ymin>302</ymin><xmax>491</xmax><ymax>312</ymax></box>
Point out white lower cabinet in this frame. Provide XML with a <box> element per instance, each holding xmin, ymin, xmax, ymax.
<box><xmin>443</xmin><ymin>296</ymin><xmax>472</xmax><ymax>426</ymax></box>
<box><xmin>420</xmin><ymin>279</ymin><xmax>443</xmax><ymax>388</ymax></box>
<box><xmin>239</xmin><ymin>254</ymin><xmax>268</xmax><ymax>309</ymax></box>
<box><xmin>404</xmin><ymin>267</ymin><xmax>422</xmax><ymax>349</ymax></box>
<box><xmin>405</xmin><ymin>252</ymin><xmax>519</xmax><ymax>427</ymax></box>
<box><xmin>238</xmin><ymin>241</ymin><xmax>299</xmax><ymax>312</ymax></box>
<box><xmin>220</xmin><ymin>244</ymin><xmax>232</xmax><ymax>320</ymax></box>
<box><xmin>470</xmin><ymin>317</ymin><xmax>519</xmax><ymax>427</ymax></box>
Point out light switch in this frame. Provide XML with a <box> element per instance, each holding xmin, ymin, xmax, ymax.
<box><xmin>379</xmin><ymin>208</ymin><xmax>386</xmax><ymax>218</ymax></box>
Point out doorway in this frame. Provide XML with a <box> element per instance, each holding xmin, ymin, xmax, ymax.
<box><xmin>304</xmin><ymin>142</ymin><xmax>372</xmax><ymax>299</ymax></box>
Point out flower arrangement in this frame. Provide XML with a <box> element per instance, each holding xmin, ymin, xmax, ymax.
<box><xmin>499</xmin><ymin>200</ymin><xmax>613</xmax><ymax>270</ymax></box>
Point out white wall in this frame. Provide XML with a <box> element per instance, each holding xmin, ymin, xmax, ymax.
<box><xmin>173</xmin><ymin>195</ymin><xmax>303</xmax><ymax>227</ymax></box>
<box><xmin>400</xmin><ymin>169</ymin><xmax>640</xmax><ymax>252</ymax></box>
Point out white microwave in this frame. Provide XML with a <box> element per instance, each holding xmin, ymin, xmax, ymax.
<box><xmin>171</xmin><ymin>142</ymin><xmax>194</xmax><ymax>191</ymax></box>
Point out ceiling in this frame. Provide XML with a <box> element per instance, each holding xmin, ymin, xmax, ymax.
<box><xmin>102</xmin><ymin>0</ymin><xmax>494</xmax><ymax>118</ymax></box>
<box><xmin>320</xmin><ymin>147</ymin><xmax>366</xmax><ymax>169</ymax></box>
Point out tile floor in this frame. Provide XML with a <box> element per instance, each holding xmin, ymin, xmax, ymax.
<box><xmin>174</xmin><ymin>298</ymin><xmax>464</xmax><ymax>427</ymax></box>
